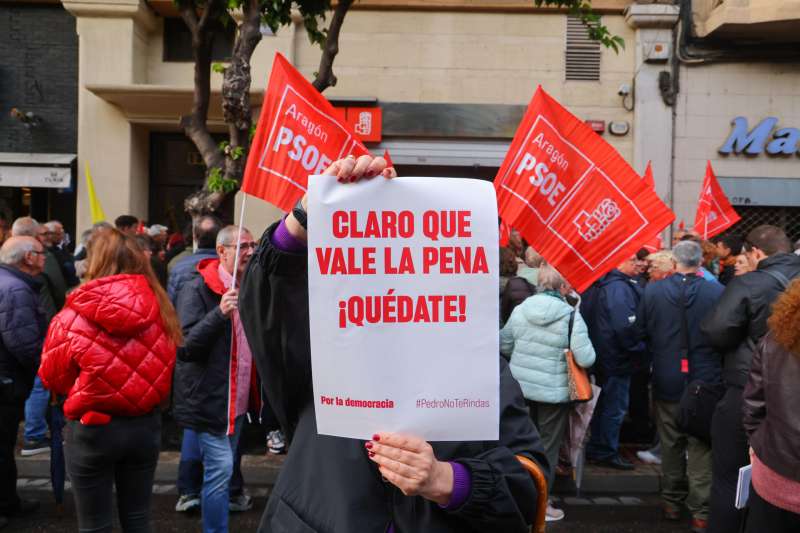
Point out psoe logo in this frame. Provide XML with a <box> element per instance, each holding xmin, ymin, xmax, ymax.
<box><xmin>573</xmin><ymin>199</ymin><xmax>621</xmax><ymax>242</ymax></box>
<box><xmin>355</xmin><ymin>112</ymin><xmax>372</xmax><ymax>136</ymax></box>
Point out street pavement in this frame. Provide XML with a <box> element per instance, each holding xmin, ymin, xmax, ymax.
<box><xmin>8</xmin><ymin>486</ymin><xmax>689</xmax><ymax>532</ymax></box>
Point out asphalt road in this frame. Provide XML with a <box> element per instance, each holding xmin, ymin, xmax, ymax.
<box><xmin>6</xmin><ymin>489</ymin><xmax>691</xmax><ymax>532</ymax></box>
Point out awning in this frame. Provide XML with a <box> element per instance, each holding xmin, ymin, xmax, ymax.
<box><xmin>0</xmin><ymin>153</ymin><xmax>75</xmax><ymax>189</ymax></box>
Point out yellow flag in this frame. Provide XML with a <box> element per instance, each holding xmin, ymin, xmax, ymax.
<box><xmin>85</xmin><ymin>162</ymin><xmax>106</xmax><ymax>224</ymax></box>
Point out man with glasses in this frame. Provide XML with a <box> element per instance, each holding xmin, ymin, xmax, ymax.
<box><xmin>172</xmin><ymin>226</ymin><xmax>257</xmax><ymax>531</ymax></box>
<box><xmin>0</xmin><ymin>236</ymin><xmax>47</xmax><ymax>527</ymax></box>
<box><xmin>701</xmin><ymin>225</ymin><xmax>800</xmax><ymax>533</ymax></box>
<box><xmin>10</xmin><ymin>217</ymin><xmax>68</xmax><ymax>458</ymax></box>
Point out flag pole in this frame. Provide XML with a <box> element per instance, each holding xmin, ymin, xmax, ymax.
<box><xmin>232</xmin><ymin>194</ymin><xmax>248</xmax><ymax>288</ymax></box>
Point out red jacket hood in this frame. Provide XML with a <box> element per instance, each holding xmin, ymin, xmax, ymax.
<box><xmin>197</xmin><ymin>257</ymin><xmax>226</xmax><ymax>295</ymax></box>
<box><xmin>66</xmin><ymin>274</ymin><xmax>161</xmax><ymax>336</ymax></box>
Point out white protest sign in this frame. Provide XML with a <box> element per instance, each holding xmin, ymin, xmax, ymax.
<box><xmin>307</xmin><ymin>175</ymin><xmax>499</xmax><ymax>441</ymax></box>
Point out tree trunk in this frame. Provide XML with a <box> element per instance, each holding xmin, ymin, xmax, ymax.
<box><xmin>312</xmin><ymin>0</ymin><xmax>353</xmax><ymax>93</ymax></box>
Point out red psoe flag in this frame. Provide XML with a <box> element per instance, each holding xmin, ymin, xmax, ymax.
<box><xmin>694</xmin><ymin>161</ymin><xmax>740</xmax><ymax>239</ymax></box>
<box><xmin>642</xmin><ymin>162</ymin><xmax>663</xmax><ymax>253</ymax></box>
<box><xmin>241</xmin><ymin>53</ymin><xmax>369</xmax><ymax>211</ymax></box>
<box><xmin>494</xmin><ymin>86</ymin><xmax>675</xmax><ymax>292</ymax></box>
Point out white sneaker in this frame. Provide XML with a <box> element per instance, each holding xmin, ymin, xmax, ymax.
<box><xmin>636</xmin><ymin>449</ymin><xmax>662</xmax><ymax>465</ymax></box>
<box><xmin>175</xmin><ymin>494</ymin><xmax>200</xmax><ymax>513</ymax></box>
<box><xmin>545</xmin><ymin>503</ymin><xmax>565</xmax><ymax>522</ymax></box>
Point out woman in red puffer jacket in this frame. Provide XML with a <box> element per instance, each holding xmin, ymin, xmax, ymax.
<box><xmin>39</xmin><ymin>228</ymin><xmax>182</xmax><ymax>533</ymax></box>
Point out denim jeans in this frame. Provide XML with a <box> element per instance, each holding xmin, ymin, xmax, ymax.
<box><xmin>177</xmin><ymin>428</ymin><xmax>244</xmax><ymax>497</ymax></box>
<box><xmin>197</xmin><ymin>417</ymin><xmax>243</xmax><ymax>533</ymax></box>
<box><xmin>64</xmin><ymin>411</ymin><xmax>161</xmax><ymax>533</ymax></box>
<box><xmin>587</xmin><ymin>374</ymin><xmax>631</xmax><ymax>461</ymax></box>
<box><xmin>24</xmin><ymin>377</ymin><xmax>49</xmax><ymax>442</ymax></box>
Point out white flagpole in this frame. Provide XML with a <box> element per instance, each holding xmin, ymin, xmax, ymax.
<box><xmin>232</xmin><ymin>194</ymin><xmax>248</xmax><ymax>288</ymax></box>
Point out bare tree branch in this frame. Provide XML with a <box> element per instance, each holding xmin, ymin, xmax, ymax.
<box><xmin>312</xmin><ymin>0</ymin><xmax>353</xmax><ymax>93</ymax></box>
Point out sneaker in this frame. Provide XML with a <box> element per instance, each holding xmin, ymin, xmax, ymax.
<box><xmin>636</xmin><ymin>449</ymin><xmax>662</xmax><ymax>465</ymax></box>
<box><xmin>691</xmin><ymin>517</ymin><xmax>708</xmax><ymax>533</ymax></box>
<box><xmin>20</xmin><ymin>438</ymin><xmax>50</xmax><ymax>457</ymax></box>
<box><xmin>545</xmin><ymin>502</ymin><xmax>565</xmax><ymax>522</ymax></box>
<box><xmin>267</xmin><ymin>430</ymin><xmax>286</xmax><ymax>455</ymax></box>
<box><xmin>175</xmin><ymin>494</ymin><xmax>200</xmax><ymax>513</ymax></box>
<box><xmin>229</xmin><ymin>493</ymin><xmax>253</xmax><ymax>512</ymax></box>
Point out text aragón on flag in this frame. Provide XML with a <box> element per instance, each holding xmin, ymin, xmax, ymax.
<box><xmin>495</xmin><ymin>86</ymin><xmax>675</xmax><ymax>292</ymax></box>
<box><xmin>241</xmin><ymin>53</ymin><xmax>369</xmax><ymax>211</ymax></box>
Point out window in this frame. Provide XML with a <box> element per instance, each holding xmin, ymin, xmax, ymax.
<box><xmin>565</xmin><ymin>15</ymin><xmax>601</xmax><ymax>81</ymax></box>
<box><xmin>162</xmin><ymin>17</ymin><xmax>235</xmax><ymax>63</ymax></box>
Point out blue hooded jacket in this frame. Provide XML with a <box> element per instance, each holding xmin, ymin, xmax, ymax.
<box><xmin>637</xmin><ymin>273</ymin><xmax>723</xmax><ymax>402</ymax></box>
<box><xmin>580</xmin><ymin>269</ymin><xmax>645</xmax><ymax>377</ymax></box>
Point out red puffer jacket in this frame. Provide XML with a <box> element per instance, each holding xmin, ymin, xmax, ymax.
<box><xmin>39</xmin><ymin>274</ymin><xmax>176</xmax><ymax>424</ymax></box>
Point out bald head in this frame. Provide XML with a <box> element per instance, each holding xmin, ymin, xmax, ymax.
<box><xmin>0</xmin><ymin>236</ymin><xmax>45</xmax><ymax>276</ymax></box>
<box><xmin>194</xmin><ymin>215</ymin><xmax>222</xmax><ymax>249</ymax></box>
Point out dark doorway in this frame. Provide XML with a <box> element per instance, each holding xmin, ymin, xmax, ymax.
<box><xmin>149</xmin><ymin>132</ymin><xmax>233</xmax><ymax>233</ymax></box>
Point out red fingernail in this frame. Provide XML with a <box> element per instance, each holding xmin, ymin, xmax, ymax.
<box><xmin>365</xmin><ymin>441</ymin><xmax>373</xmax><ymax>449</ymax></box>
<box><xmin>372</xmin><ymin>434</ymin><xmax>380</xmax><ymax>441</ymax></box>
<box><xmin>369</xmin><ymin>451</ymin><xmax>375</xmax><ymax>457</ymax></box>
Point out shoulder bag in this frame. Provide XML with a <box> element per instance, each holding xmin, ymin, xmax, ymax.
<box><xmin>565</xmin><ymin>310</ymin><xmax>593</xmax><ymax>402</ymax></box>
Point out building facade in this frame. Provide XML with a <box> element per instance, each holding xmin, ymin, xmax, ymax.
<box><xmin>53</xmin><ymin>0</ymin><xmax>800</xmax><ymax>242</ymax></box>
<box><xmin>0</xmin><ymin>0</ymin><xmax>78</xmax><ymax>236</ymax></box>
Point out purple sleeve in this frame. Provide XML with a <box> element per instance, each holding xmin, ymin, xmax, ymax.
<box><xmin>441</xmin><ymin>462</ymin><xmax>471</xmax><ymax>510</ymax></box>
<box><xmin>270</xmin><ymin>217</ymin><xmax>307</xmax><ymax>253</ymax></box>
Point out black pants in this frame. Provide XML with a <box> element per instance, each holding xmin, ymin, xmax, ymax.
<box><xmin>65</xmin><ymin>411</ymin><xmax>161</xmax><ymax>533</ymax></box>
<box><xmin>708</xmin><ymin>387</ymin><xmax>749</xmax><ymax>533</ymax></box>
<box><xmin>0</xmin><ymin>401</ymin><xmax>23</xmax><ymax>515</ymax></box>
<box><xmin>744</xmin><ymin>484</ymin><xmax>800</xmax><ymax>533</ymax></box>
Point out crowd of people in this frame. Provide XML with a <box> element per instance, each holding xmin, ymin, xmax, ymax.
<box><xmin>499</xmin><ymin>221</ymin><xmax>800</xmax><ymax>532</ymax></box>
<box><xmin>0</xmin><ymin>213</ymin><xmax>285</xmax><ymax>532</ymax></box>
<box><xmin>0</xmin><ymin>153</ymin><xmax>799</xmax><ymax>533</ymax></box>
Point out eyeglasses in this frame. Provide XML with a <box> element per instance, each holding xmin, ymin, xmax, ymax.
<box><xmin>223</xmin><ymin>242</ymin><xmax>257</xmax><ymax>251</ymax></box>
<box><xmin>30</xmin><ymin>250</ymin><xmax>45</xmax><ymax>256</ymax></box>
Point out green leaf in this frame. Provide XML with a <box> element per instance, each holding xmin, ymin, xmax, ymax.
<box><xmin>212</xmin><ymin>62</ymin><xmax>227</xmax><ymax>74</ymax></box>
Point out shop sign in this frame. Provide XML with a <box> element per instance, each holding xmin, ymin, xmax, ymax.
<box><xmin>0</xmin><ymin>166</ymin><xmax>70</xmax><ymax>188</ymax></box>
<box><xmin>719</xmin><ymin>117</ymin><xmax>800</xmax><ymax>156</ymax></box>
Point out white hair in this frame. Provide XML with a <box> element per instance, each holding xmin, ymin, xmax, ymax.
<box><xmin>147</xmin><ymin>224</ymin><xmax>168</xmax><ymax>237</ymax></box>
<box><xmin>537</xmin><ymin>263</ymin><xmax>566</xmax><ymax>291</ymax></box>
<box><xmin>0</xmin><ymin>238</ymin><xmax>38</xmax><ymax>265</ymax></box>
<box><xmin>11</xmin><ymin>217</ymin><xmax>39</xmax><ymax>238</ymax></box>
<box><xmin>216</xmin><ymin>225</ymin><xmax>251</xmax><ymax>247</ymax></box>
<box><xmin>673</xmin><ymin>241</ymin><xmax>703</xmax><ymax>268</ymax></box>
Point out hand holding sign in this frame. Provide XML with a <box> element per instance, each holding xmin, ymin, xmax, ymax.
<box><xmin>308</xmin><ymin>168</ymin><xmax>499</xmax><ymax>441</ymax></box>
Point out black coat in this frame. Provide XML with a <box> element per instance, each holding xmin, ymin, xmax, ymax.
<box><xmin>743</xmin><ymin>333</ymin><xmax>800</xmax><ymax>483</ymax></box>
<box><xmin>701</xmin><ymin>253</ymin><xmax>800</xmax><ymax>388</ymax></box>
<box><xmin>172</xmin><ymin>267</ymin><xmax>234</xmax><ymax>436</ymax></box>
<box><xmin>637</xmin><ymin>273</ymin><xmax>724</xmax><ymax>402</ymax></box>
<box><xmin>240</xmin><ymin>222</ymin><xmax>549</xmax><ymax>533</ymax></box>
<box><xmin>580</xmin><ymin>269</ymin><xmax>645</xmax><ymax>377</ymax></box>
<box><xmin>0</xmin><ymin>265</ymin><xmax>46</xmax><ymax>402</ymax></box>
<box><xmin>500</xmin><ymin>276</ymin><xmax>536</xmax><ymax>325</ymax></box>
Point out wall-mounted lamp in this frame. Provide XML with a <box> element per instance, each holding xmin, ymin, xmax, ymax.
<box><xmin>10</xmin><ymin>108</ymin><xmax>42</xmax><ymax>128</ymax></box>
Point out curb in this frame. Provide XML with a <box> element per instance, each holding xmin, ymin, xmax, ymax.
<box><xmin>17</xmin><ymin>451</ymin><xmax>661</xmax><ymax>494</ymax></box>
